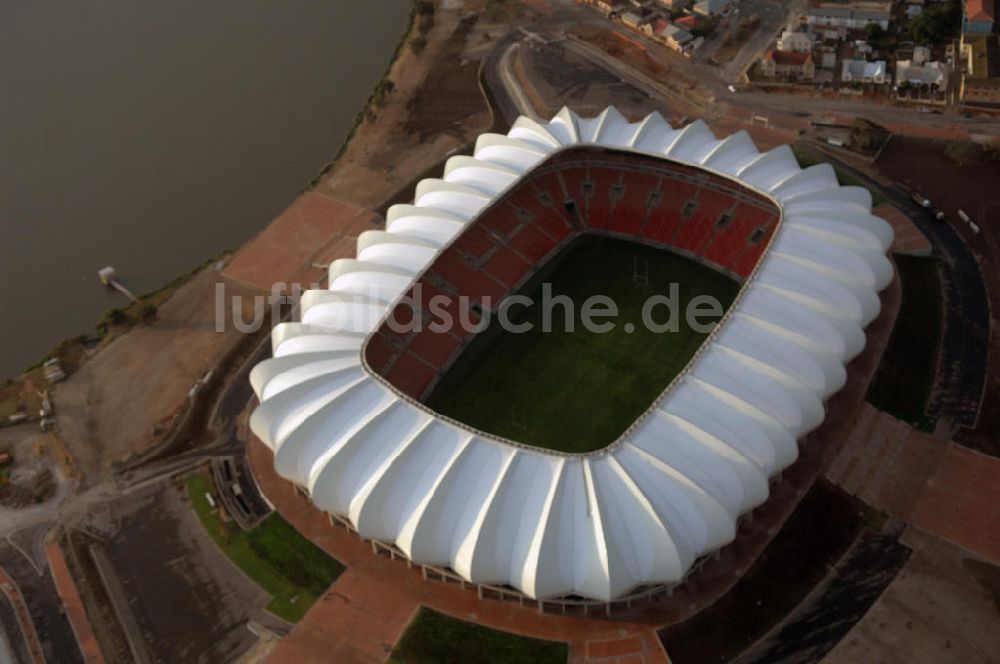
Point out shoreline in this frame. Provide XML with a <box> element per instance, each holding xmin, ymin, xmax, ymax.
<box><xmin>2</xmin><ymin>1</ymin><xmax>427</xmax><ymax>390</ymax></box>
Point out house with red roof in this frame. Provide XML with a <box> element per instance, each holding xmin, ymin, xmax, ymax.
<box><xmin>675</xmin><ymin>14</ymin><xmax>700</xmax><ymax>30</ymax></box>
<box><xmin>964</xmin><ymin>0</ymin><xmax>997</xmax><ymax>34</ymax></box>
<box><xmin>642</xmin><ymin>17</ymin><xmax>672</xmax><ymax>37</ymax></box>
<box><xmin>759</xmin><ymin>50</ymin><xmax>816</xmax><ymax>80</ymax></box>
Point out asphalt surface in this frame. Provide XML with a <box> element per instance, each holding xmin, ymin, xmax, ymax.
<box><xmin>0</xmin><ymin>587</ymin><xmax>31</xmax><ymax>664</ymax></box>
<box><xmin>738</xmin><ymin>531</ymin><xmax>912</xmax><ymax>664</ymax></box>
<box><xmin>890</xmin><ymin>194</ymin><xmax>990</xmax><ymax>429</ymax></box>
<box><xmin>0</xmin><ymin>541</ymin><xmax>83</xmax><ymax>664</ymax></box>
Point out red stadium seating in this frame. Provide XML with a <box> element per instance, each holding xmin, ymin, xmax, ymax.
<box><xmin>431</xmin><ymin>250</ymin><xmax>508</xmax><ymax>303</ymax></box>
<box><xmin>642</xmin><ymin>180</ymin><xmax>698</xmax><ymax>246</ymax></box>
<box><xmin>407</xmin><ymin>329</ymin><xmax>463</xmax><ymax>367</ymax></box>
<box><xmin>483</xmin><ymin>245</ymin><xmax>534</xmax><ymax>288</ymax></box>
<box><xmin>364</xmin><ymin>332</ymin><xmax>397</xmax><ymax>373</ymax></box>
<box><xmin>368</xmin><ymin>148</ymin><xmax>783</xmax><ymax>399</ymax></box>
<box><xmin>385</xmin><ymin>352</ymin><xmax>438</xmax><ymax>400</ymax></box>
<box><xmin>586</xmin><ymin>167</ymin><xmax>623</xmax><ymax>229</ymax></box>
<box><xmin>609</xmin><ymin>173</ymin><xmax>658</xmax><ymax>236</ymax></box>
<box><xmin>509</xmin><ymin>223</ymin><xmax>560</xmax><ymax>263</ymax></box>
<box><xmin>674</xmin><ymin>190</ymin><xmax>733</xmax><ymax>254</ymax></box>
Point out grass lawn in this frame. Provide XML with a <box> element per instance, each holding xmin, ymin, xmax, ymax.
<box><xmin>389</xmin><ymin>608</ymin><xmax>568</xmax><ymax>664</ymax></box>
<box><xmin>185</xmin><ymin>472</ymin><xmax>345</xmax><ymax>622</ymax></box>
<box><xmin>867</xmin><ymin>255</ymin><xmax>943</xmax><ymax>430</ymax></box>
<box><xmin>425</xmin><ymin>236</ymin><xmax>739</xmax><ymax>453</ymax></box>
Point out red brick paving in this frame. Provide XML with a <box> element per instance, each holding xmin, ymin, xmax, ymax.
<box><xmin>0</xmin><ymin>565</ymin><xmax>44</xmax><ymax>664</ymax></box>
<box><xmin>223</xmin><ymin>192</ymin><xmax>381</xmax><ymax>293</ymax></box>
<box><xmin>46</xmin><ymin>540</ymin><xmax>105</xmax><ymax>664</ymax></box>
<box><xmin>828</xmin><ymin>401</ymin><xmax>1000</xmax><ymax>566</ymax></box>
<box><xmin>911</xmin><ymin>445</ymin><xmax>1000</xmax><ymax>564</ymax></box>
<box><xmin>710</xmin><ymin>117</ymin><xmax>801</xmax><ymax>152</ymax></box>
<box><xmin>881</xmin><ymin>123</ymin><xmax>970</xmax><ymax>141</ymax></box>
<box><xmin>819</xmin><ymin>114</ymin><xmax>970</xmax><ymax>142</ymax></box>
<box><xmin>874</xmin><ymin>203</ymin><xmax>932</xmax><ymax>256</ymax></box>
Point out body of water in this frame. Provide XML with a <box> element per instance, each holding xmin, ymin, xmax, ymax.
<box><xmin>0</xmin><ymin>0</ymin><xmax>410</xmax><ymax>380</ymax></box>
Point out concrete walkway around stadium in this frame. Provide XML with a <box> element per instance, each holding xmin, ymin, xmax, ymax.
<box><xmin>245</xmin><ymin>262</ymin><xmax>902</xmax><ymax>664</ymax></box>
<box><xmin>873</xmin><ymin>203</ymin><xmax>933</xmax><ymax>256</ymax></box>
<box><xmin>223</xmin><ymin>192</ymin><xmax>382</xmax><ymax>294</ymax></box>
<box><xmin>828</xmin><ymin>406</ymin><xmax>1000</xmax><ymax>565</ymax></box>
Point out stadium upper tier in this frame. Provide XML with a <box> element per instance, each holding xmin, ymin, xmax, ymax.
<box><xmin>249</xmin><ymin>107</ymin><xmax>894</xmax><ymax>602</ymax></box>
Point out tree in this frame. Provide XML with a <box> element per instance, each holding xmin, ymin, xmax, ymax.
<box><xmin>945</xmin><ymin>141</ymin><xmax>982</xmax><ymax>166</ymax></box>
<box><xmin>908</xmin><ymin>1</ymin><xmax>960</xmax><ymax>45</ymax></box>
<box><xmin>866</xmin><ymin>22</ymin><xmax>888</xmax><ymax>43</ymax></box>
<box><xmin>409</xmin><ymin>35</ymin><xmax>427</xmax><ymax>53</ymax></box>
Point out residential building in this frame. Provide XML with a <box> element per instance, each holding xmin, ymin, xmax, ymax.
<box><xmin>895</xmin><ymin>58</ymin><xmax>949</xmax><ymax>91</ymax></box>
<box><xmin>642</xmin><ymin>17</ymin><xmax>671</xmax><ymax>37</ymax></box>
<box><xmin>621</xmin><ymin>10</ymin><xmax>645</xmax><ymax>27</ymax></box>
<box><xmin>777</xmin><ymin>28</ymin><xmax>816</xmax><ymax>52</ymax></box>
<box><xmin>663</xmin><ymin>23</ymin><xmax>694</xmax><ymax>49</ymax></box>
<box><xmin>963</xmin><ymin>0</ymin><xmax>996</xmax><ymax>34</ymax></box>
<box><xmin>961</xmin><ymin>34</ymin><xmax>1000</xmax><ymax>104</ymax></box>
<box><xmin>841</xmin><ymin>58</ymin><xmax>888</xmax><ymax>83</ymax></box>
<box><xmin>805</xmin><ymin>7</ymin><xmax>892</xmax><ymax>37</ymax></box>
<box><xmin>760</xmin><ymin>50</ymin><xmax>817</xmax><ymax>79</ymax></box>
<box><xmin>674</xmin><ymin>14</ymin><xmax>701</xmax><ymax>30</ymax></box>
<box><xmin>694</xmin><ymin>0</ymin><xmax>728</xmax><ymax>16</ymax></box>
<box><xmin>656</xmin><ymin>0</ymin><xmax>692</xmax><ymax>10</ymax></box>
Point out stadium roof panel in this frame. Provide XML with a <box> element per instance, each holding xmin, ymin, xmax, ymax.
<box><xmin>249</xmin><ymin>107</ymin><xmax>893</xmax><ymax>601</ymax></box>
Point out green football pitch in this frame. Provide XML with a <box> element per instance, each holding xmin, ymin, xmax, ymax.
<box><xmin>425</xmin><ymin>236</ymin><xmax>740</xmax><ymax>454</ymax></box>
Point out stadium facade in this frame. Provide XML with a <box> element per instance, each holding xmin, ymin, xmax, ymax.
<box><xmin>249</xmin><ymin>107</ymin><xmax>893</xmax><ymax>602</ymax></box>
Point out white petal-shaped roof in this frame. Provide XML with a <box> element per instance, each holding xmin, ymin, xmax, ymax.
<box><xmin>249</xmin><ymin>107</ymin><xmax>892</xmax><ymax>602</ymax></box>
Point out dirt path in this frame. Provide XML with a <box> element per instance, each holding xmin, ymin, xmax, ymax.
<box><xmin>54</xmin><ymin>266</ymin><xmax>261</xmax><ymax>487</ymax></box>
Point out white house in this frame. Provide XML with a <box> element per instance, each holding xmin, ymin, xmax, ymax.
<box><xmin>664</xmin><ymin>23</ymin><xmax>694</xmax><ymax>49</ymax></box>
<box><xmin>841</xmin><ymin>58</ymin><xmax>888</xmax><ymax>83</ymax></box>
<box><xmin>895</xmin><ymin>56</ymin><xmax>949</xmax><ymax>90</ymax></box>
<box><xmin>777</xmin><ymin>29</ymin><xmax>816</xmax><ymax>52</ymax></box>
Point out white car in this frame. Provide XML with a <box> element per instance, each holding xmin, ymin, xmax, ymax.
<box><xmin>728</xmin><ymin>85</ymin><xmax>738</xmax><ymax>93</ymax></box>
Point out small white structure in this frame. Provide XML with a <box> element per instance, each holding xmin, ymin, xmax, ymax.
<box><xmin>98</xmin><ymin>266</ymin><xmax>117</xmax><ymax>286</ymax></box>
<box><xmin>43</xmin><ymin>358</ymin><xmax>66</xmax><ymax>384</ymax></box>
<box><xmin>842</xmin><ymin>58</ymin><xmax>888</xmax><ymax>84</ymax></box>
<box><xmin>777</xmin><ymin>29</ymin><xmax>815</xmax><ymax>53</ymax></box>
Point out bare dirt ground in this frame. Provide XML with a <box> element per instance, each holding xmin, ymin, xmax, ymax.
<box><xmin>824</xmin><ymin>529</ymin><xmax>1000</xmax><ymax>664</ymax></box>
<box><xmin>54</xmin><ymin>266</ymin><xmax>259</xmax><ymax>487</ymax></box>
<box><xmin>316</xmin><ymin>1</ymin><xmax>498</xmax><ymax>210</ymax></box>
<box><xmin>513</xmin><ymin>36</ymin><xmax>675</xmax><ymax>121</ymax></box>
<box><xmin>0</xmin><ymin>427</ymin><xmax>63</xmax><ymax>510</ymax></box>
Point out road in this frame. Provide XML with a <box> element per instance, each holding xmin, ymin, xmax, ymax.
<box><xmin>532</xmin><ymin>0</ymin><xmax>1000</xmax><ymax>138</ymax></box>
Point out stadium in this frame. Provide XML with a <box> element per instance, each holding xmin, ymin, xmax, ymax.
<box><xmin>248</xmin><ymin>106</ymin><xmax>893</xmax><ymax>605</ymax></box>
